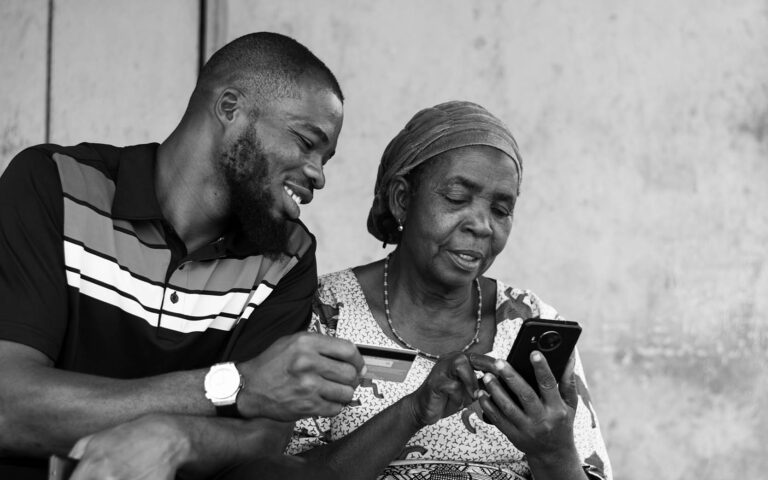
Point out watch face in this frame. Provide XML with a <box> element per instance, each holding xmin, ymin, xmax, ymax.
<box><xmin>205</xmin><ymin>365</ymin><xmax>241</xmax><ymax>400</ymax></box>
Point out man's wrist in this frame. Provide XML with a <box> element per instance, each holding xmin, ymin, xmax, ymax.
<box><xmin>144</xmin><ymin>414</ymin><xmax>194</xmax><ymax>471</ymax></box>
<box><xmin>204</xmin><ymin>362</ymin><xmax>244</xmax><ymax>418</ymax></box>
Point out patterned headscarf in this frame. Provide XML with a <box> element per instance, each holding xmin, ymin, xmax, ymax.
<box><xmin>366</xmin><ymin>100</ymin><xmax>522</xmax><ymax>245</ymax></box>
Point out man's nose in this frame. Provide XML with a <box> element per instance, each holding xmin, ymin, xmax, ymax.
<box><xmin>303</xmin><ymin>155</ymin><xmax>325</xmax><ymax>190</ymax></box>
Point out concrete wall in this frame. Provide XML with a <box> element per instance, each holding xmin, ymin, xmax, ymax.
<box><xmin>1</xmin><ymin>1</ymin><xmax>767</xmax><ymax>478</ymax></box>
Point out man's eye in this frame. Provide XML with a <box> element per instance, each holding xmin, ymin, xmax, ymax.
<box><xmin>298</xmin><ymin>136</ymin><xmax>314</xmax><ymax>149</ymax></box>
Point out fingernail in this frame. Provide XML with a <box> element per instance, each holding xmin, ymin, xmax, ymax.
<box><xmin>477</xmin><ymin>389</ymin><xmax>489</xmax><ymax>398</ymax></box>
<box><xmin>532</xmin><ymin>351</ymin><xmax>543</xmax><ymax>362</ymax></box>
<box><xmin>494</xmin><ymin>358</ymin><xmax>506</xmax><ymax>370</ymax></box>
<box><xmin>483</xmin><ymin>372</ymin><xmax>495</xmax><ymax>384</ymax></box>
<box><xmin>361</xmin><ymin>366</ymin><xmax>368</xmax><ymax>376</ymax></box>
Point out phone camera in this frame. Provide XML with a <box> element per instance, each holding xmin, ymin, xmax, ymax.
<box><xmin>537</xmin><ymin>331</ymin><xmax>562</xmax><ymax>352</ymax></box>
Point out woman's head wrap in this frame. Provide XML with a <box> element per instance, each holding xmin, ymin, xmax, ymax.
<box><xmin>367</xmin><ymin>100</ymin><xmax>522</xmax><ymax>245</ymax></box>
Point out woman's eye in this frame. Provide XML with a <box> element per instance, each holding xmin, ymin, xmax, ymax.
<box><xmin>493</xmin><ymin>205</ymin><xmax>513</xmax><ymax>217</ymax></box>
<box><xmin>444</xmin><ymin>195</ymin><xmax>467</xmax><ymax>205</ymax></box>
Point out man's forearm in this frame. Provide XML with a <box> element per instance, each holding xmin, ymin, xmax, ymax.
<box><xmin>166</xmin><ymin>415</ymin><xmax>293</xmax><ymax>478</ymax></box>
<box><xmin>0</xmin><ymin>353</ymin><xmax>212</xmax><ymax>457</ymax></box>
<box><xmin>63</xmin><ymin>413</ymin><xmax>293</xmax><ymax>480</ymax></box>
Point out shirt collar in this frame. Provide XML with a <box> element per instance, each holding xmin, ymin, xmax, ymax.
<box><xmin>111</xmin><ymin>143</ymin><xmax>164</xmax><ymax>220</ymax></box>
<box><xmin>109</xmin><ymin>143</ymin><xmax>306</xmax><ymax>258</ymax></box>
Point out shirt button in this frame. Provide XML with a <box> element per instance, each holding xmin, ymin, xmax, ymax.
<box><xmin>170</xmin><ymin>292</ymin><xmax>179</xmax><ymax>304</ymax></box>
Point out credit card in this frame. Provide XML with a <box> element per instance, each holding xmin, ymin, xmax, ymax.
<box><xmin>49</xmin><ymin>455</ymin><xmax>78</xmax><ymax>480</ymax></box>
<box><xmin>357</xmin><ymin>344</ymin><xmax>417</xmax><ymax>382</ymax></box>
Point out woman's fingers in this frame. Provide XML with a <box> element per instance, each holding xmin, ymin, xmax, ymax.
<box><xmin>529</xmin><ymin>350</ymin><xmax>561</xmax><ymax>405</ymax></box>
<box><xmin>558</xmin><ymin>352</ymin><xmax>578</xmax><ymax>410</ymax></box>
<box><xmin>477</xmin><ymin>390</ymin><xmax>512</xmax><ymax>428</ymax></box>
<box><xmin>468</xmin><ymin>353</ymin><xmax>497</xmax><ymax>373</ymax></box>
<box><xmin>481</xmin><ymin>372</ymin><xmax>531</xmax><ymax>423</ymax></box>
<box><xmin>451</xmin><ymin>353</ymin><xmax>479</xmax><ymax>398</ymax></box>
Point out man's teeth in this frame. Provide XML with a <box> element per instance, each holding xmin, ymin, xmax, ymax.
<box><xmin>284</xmin><ymin>186</ymin><xmax>301</xmax><ymax>205</ymax></box>
<box><xmin>457</xmin><ymin>253</ymin><xmax>477</xmax><ymax>261</ymax></box>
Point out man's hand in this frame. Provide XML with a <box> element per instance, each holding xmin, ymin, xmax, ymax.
<box><xmin>236</xmin><ymin>332</ymin><xmax>365</xmax><ymax>421</ymax></box>
<box><xmin>68</xmin><ymin>414</ymin><xmax>190</xmax><ymax>480</ymax></box>
<box><xmin>403</xmin><ymin>352</ymin><xmax>478</xmax><ymax>428</ymax></box>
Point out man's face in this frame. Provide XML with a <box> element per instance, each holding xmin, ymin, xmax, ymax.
<box><xmin>218</xmin><ymin>77</ymin><xmax>344</xmax><ymax>255</ymax></box>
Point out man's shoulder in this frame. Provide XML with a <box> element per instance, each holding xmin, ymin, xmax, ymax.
<box><xmin>284</xmin><ymin>219</ymin><xmax>317</xmax><ymax>260</ymax></box>
<box><xmin>22</xmin><ymin>142</ymin><xmax>156</xmax><ymax>175</ymax></box>
<box><xmin>14</xmin><ymin>142</ymin><xmax>121</xmax><ymax>180</ymax></box>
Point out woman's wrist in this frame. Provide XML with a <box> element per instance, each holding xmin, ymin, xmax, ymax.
<box><xmin>400</xmin><ymin>393</ymin><xmax>429</xmax><ymax>431</ymax></box>
<box><xmin>525</xmin><ymin>443</ymin><xmax>585</xmax><ymax>480</ymax></box>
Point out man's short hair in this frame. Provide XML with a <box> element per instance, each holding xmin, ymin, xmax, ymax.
<box><xmin>194</xmin><ymin>32</ymin><xmax>344</xmax><ymax>106</ymax></box>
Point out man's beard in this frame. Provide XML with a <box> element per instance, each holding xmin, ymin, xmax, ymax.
<box><xmin>219</xmin><ymin>127</ymin><xmax>288</xmax><ymax>257</ymax></box>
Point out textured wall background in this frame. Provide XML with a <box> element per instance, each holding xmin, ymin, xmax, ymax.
<box><xmin>1</xmin><ymin>1</ymin><xmax>766</xmax><ymax>478</ymax></box>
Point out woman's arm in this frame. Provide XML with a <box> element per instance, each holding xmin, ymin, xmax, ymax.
<box><xmin>298</xmin><ymin>352</ymin><xmax>480</xmax><ymax>480</ymax></box>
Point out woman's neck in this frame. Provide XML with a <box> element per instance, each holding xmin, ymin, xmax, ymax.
<box><xmin>384</xmin><ymin>250</ymin><xmax>480</xmax><ymax>349</ymax></box>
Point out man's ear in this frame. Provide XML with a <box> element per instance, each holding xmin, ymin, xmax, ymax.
<box><xmin>214</xmin><ymin>88</ymin><xmax>242</xmax><ymax>126</ymax></box>
<box><xmin>387</xmin><ymin>176</ymin><xmax>410</xmax><ymax>225</ymax></box>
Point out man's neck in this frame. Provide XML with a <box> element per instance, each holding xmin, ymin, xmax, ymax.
<box><xmin>156</xmin><ymin>126</ymin><xmax>229</xmax><ymax>253</ymax></box>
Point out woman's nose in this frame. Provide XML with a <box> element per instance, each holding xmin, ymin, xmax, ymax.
<box><xmin>465</xmin><ymin>207</ymin><xmax>493</xmax><ymax>237</ymax></box>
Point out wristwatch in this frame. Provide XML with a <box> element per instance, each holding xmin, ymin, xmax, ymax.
<box><xmin>204</xmin><ymin>362</ymin><xmax>244</xmax><ymax>418</ymax></box>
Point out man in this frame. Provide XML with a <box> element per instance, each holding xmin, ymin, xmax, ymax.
<box><xmin>0</xmin><ymin>32</ymin><xmax>364</xmax><ymax>479</ymax></box>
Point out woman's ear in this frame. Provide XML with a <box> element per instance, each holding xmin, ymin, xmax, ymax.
<box><xmin>387</xmin><ymin>176</ymin><xmax>410</xmax><ymax>225</ymax></box>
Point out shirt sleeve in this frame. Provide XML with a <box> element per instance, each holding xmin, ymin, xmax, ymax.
<box><xmin>223</xmin><ymin>238</ymin><xmax>319</xmax><ymax>362</ymax></box>
<box><xmin>0</xmin><ymin>147</ymin><xmax>68</xmax><ymax>360</ymax></box>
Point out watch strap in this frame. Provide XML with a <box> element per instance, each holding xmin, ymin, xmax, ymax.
<box><xmin>215</xmin><ymin>402</ymin><xmax>243</xmax><ymax>418</ymax></box>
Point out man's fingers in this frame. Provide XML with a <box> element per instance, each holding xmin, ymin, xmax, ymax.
<box><xmin>319</xmin><ymin>381</ymin><xmax>356</xmax><ymax>405</ymax></box>
<box><xmin>293</xmin><ymin>353</ymin><xmax>360</xmax><ymax>387</ymax></box>
<box><xmin>295</xmin><ymin>334</ymin><xmax>365</xmax><ymax>373</ymax></box>
<box><xmin>68</xmin><ymin>435</ymin><xmax>92</xmax><ymax>460</ymax></box>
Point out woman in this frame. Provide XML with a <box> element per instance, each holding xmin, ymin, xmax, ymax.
<box><xmin>288</xmin><ymin>101</ymin><xmax>611</xmax><ymax>480</ymax></box>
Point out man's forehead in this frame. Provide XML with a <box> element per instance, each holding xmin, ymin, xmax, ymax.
<box><xmin>273</xmin><ymin>90</ymin><xmax>343</xmax><ymax>135</ymax></box>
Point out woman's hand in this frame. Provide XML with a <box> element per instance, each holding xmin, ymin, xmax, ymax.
<box><xmin>403</xmin><ymin>352</ymin><xmax>479</xmax><ymax>428</ymax></box>
<box><xmin>470</xmin><ymin>351</ymin><xmax>580</xmax><ymax>465</ymax></box>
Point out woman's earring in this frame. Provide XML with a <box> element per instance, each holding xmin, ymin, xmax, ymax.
<box><xmin>397</xmin><ymin>219</ymin><xmax>404</xmax><ymax>232</ymax></box>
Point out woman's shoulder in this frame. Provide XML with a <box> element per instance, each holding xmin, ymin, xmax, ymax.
<box><xmin>317</xmin><ymin>268</ymin><xmax>359</xmax><ymax>295</ymax></box>
<box><xmin>490</xmin><ymin>278</ymin><xmax>562</xmax><ymax>321</ymax></box>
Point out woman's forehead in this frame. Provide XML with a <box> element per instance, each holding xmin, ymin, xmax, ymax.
<box><xmin>425</xmin><ymin>145</ymin><xmax>520</xmax><ymax>189</ymax></box>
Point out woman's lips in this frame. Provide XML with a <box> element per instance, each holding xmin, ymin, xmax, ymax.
<box><xmin>447</xmin><ymin>250</ymin><xmax>483</xmax><ymax>271</ymax></box>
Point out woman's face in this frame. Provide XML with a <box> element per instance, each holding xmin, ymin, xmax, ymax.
<box><xmin>400</xmin><ymin>145</ymin><xmax>520</xmax><ymax>288</ymax></box>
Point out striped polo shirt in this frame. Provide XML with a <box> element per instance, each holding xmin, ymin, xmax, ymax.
<box><xmin>0</xmin><ymin>142</ymin><xmax>317</xmax><ymax>378</ymax></box>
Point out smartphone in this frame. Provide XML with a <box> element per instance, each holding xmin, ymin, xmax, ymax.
<box><xmin>501</xmin><ymin>318</ymin><xmax>581</xmax><ymax>402</ymax></box>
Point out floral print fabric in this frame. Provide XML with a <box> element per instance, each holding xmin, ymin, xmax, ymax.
<box><xmin>287</xmin><ymin>269</ymin><xmax>612</xmax><ymax>480</ymax></box>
